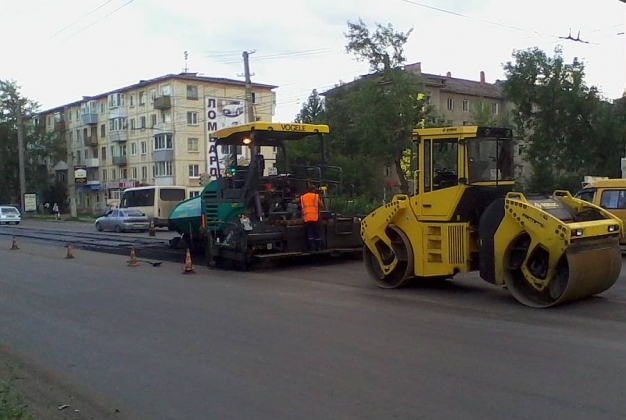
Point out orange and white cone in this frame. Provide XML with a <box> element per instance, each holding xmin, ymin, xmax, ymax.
<box><xmin>182</xmin><ymin>248</ymin><xmax>195</xmax><ymax>274</ymax></box>
<box><xmin>127</xmin><ymin>247</ymin><xmax>139</xmax><ymax>267</ymax></box>
<box><xmin>65</xmin><ymin>244</ymin><xmax>75</xmax><ymax>259</ymax></box>
<box><xmin>10</xmin><ymin>236</ymin><xmax>18</xmax><ymax>251</ymax></box>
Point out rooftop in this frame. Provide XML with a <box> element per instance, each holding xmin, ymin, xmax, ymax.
<box><xmin>39</xmin><ymin>72</ymin><xmax>278</xmax><ymax>115</ymax></box>
<box><xmin>322</xmin><ymin>62</ymin><xmax>503</xmax><ymax>99</ymax></box>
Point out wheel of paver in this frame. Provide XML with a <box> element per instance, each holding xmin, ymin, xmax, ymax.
<box><xmin>363</xmin><ymin>225</ymin><xmax>414</xmax><ymax>289</ymax></box>
<box><xmin>115</xmin><ymin>225</ymin><xmax>122</xmax><ymax>233</ymax></box>
<box><xmin>96</xmin><ymin>222</ymin><xmax>103</xmax><ymax>232</ymax></box>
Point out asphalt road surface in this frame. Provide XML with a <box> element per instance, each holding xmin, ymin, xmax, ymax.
<box><xmin>2</xmin><ymin>241</ymin><xmax>626</xmax><ymax>419</ymax></box>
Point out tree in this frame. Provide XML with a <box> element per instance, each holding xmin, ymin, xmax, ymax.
<box><xmin>0</xmin><ymin>80</ymin><xmax>64</xmax><ymax>204</ymax></box>
<box><xmin>294</xmin><ymin>89</ymin><xmax>325</xmax><ymax>123</ymax></box>
<box><xmin>320</xmin><ymin>19</ymin><xmax>431</xmax><ymax>195</ymax></box>
<box><xmin>501</xmin><ymin>46</ymin><xmax>623</xmax><ymax>193</ymax></box>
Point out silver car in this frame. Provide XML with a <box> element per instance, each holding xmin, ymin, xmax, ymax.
<box><xmin>95</xmin><ymin>209</ymin><xmax>150</xmax><ymax>233</ymax></box>
<box><xmin>0</xmin><ymin>206</ymin><xmax>21</xmax><ymax>225</ymax></box>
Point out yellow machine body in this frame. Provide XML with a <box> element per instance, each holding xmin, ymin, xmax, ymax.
<box><xmin>361</xmin><ymin>126</ymin><xmax>623</xmax><ymax>307</ymax></box>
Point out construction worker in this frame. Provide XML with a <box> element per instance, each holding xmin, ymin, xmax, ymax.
<box><xmin>300</xmin><ymin>185</ymin><xmax>323</xmax><ymax>251</ymax></box>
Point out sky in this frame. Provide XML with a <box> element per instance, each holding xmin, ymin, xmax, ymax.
<box><xmin>3</xmin><ymin>0</ymin><xmax>625</xmax><ymax>122</ymax></box>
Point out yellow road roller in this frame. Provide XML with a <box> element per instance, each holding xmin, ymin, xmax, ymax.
<box><xmin>361</xmin><ymin>126</ymin><xmax>623</xmax><ymax>307</ymax></box>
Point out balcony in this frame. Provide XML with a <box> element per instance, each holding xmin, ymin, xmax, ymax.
<box><xmin>153</xmin><ymin>96</ymin><xmax>171</xmax><ymax>110</ymax></box>
<box><xmin>81</xmin><ymin>113</ymin><xmax>98</xmax><ymax>125</ymax></box>
<box><xmin>112</xmin><ymin>156</ymin><xmax>127</xmax><ymax>166</ymax></box>
<box><xmin>109</xmin><ymin>130</ymin><xmax>128</xmax><ymax>142</ymax></box>
<box><xmin>85</xmin><ymin>158</ymin><xmax>99</xmax><ymax>168</ymax></box>
<box><xmin>83</xmin><ymin>135</ymin><xmax>98</xmax><ymax>147</ymax></box>
<box><xmin>153</xmin><ymin>149</ymin><xmax>174</xmax><ymax>162</ymax></box>
<box><xmin>54</xmin><ymin>120</ymin><xmax>66</xmax><ymax>131</ymax></box>
<box><xmin>109</xmin><ymin>107</ymin><xmax>127</xmax><ymax>119</ymax></box>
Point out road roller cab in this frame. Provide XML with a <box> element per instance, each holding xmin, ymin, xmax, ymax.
<box><xmin>360</xmin><ymin>125</ymin><xmax>623</xmax><ymax>307</ymax></box>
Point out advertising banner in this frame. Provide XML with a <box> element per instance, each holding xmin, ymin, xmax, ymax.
<box><xmin>205</xmin><ymin>96</ymin><xmax>248</xmax><ymax>179</ymax></box>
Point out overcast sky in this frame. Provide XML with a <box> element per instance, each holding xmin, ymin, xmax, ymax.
<box><xmin>3</xmin><ymin>0</ymin><xmax>625</xmax><ymax>122</ymax></box>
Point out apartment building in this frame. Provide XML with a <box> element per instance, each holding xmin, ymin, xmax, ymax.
<box><xmin>37</xmin><ymin>73</ymin><xmax>277</xmax><ymax>211</ymax></box>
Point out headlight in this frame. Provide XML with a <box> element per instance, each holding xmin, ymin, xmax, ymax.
<box><xmin>608</xmin><ymin>225</ymin><xmax>619</xmax><ymax>233</ymax></box>
<box><xmin>571</xmin><ymin>228</ymin><xmax>584</xmax><ymax>237</ymax></box>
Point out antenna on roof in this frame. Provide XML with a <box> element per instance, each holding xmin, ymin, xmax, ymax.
<box><xmin>183</xmin><ymin>51</ymin><xmax>189</xmax><ymax>73</ymax></box>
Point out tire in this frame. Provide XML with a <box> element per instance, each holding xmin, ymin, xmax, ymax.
<box><xmin>96</xmin><ymin>222</ymin><xmax>103</xmax><ymax>232</ymax></box>
<box><xmin>115</xmin><ymin>225</ymin><xmax>122</xmax><ymax>233</ymax></box>
<box><xmin>14</xmin><ymin>221</ymin><xmax>20</xmax><ymax>225</ymax></box>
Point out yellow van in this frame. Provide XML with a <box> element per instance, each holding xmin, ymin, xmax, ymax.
<box><xmin>575</xmin><ymin>178</ymin><xmax>626</xmax><ymax>247</ymax></box>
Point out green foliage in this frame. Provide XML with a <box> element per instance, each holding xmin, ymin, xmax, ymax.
<box><xmin>0</xmin><ymin>378</ymin><xmax>35</xmax><ymax>420</ymax></box>
<box><xmin>470</xmin><ymin>101</ymin><xmax>497</xmax><ymax>126</ymax></box>
<box><xmin>0</xmin><ymin>80</ymin><xmax>64</xmax><ymax>204</ymax></box>
<box><xmin>501</xmin><ymin>46</ymin><xmax>625</xmax><ymax>193</ymax></box>
<box><xmin>294</xmin><ymin>89</ymin><xmax>325</xmax><ymax>123</ymax></box>
<box><xmin>344</xmin><ymin>19</ymin><xmax>413</xmax><ymax>72</ymax></box>
<box><xmin>326</xmin><ymin>194</ymin><xmax>380</xmax><ymax>217</ymax></box>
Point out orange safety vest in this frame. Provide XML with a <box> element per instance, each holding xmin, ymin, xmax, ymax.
<box><xmin>300</xmin><ymin>192</ymin><xmax>320</xmax><ymax>222</ymax></box>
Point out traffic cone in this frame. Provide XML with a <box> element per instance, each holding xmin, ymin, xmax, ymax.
<box><xmin>10</xmin><ymin>236</ymin><xmax>18</xmax><ymax>250</ymax></box>
<box><xmin>182</xmin><ymin>248</ymin><xmax>195</xmax><ymax>274</ymax></box>
<box><xmin>65</xmin><ymin>244</ymin><xmax>75</xmax><ymax>259</ymax></box>
<box><xmin>148</xmin><ymin>221</ymin><xmax>155</xmax><ymax>237</ymax></box>
<box><xmin>127</xmin><ymin>247</ymin><xmax>139</xmax><ymax>267</ymax></box>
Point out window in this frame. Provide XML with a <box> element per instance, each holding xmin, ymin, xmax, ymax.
<box><xmin>160</xmin><ymin>188</ymin><xmax>185</xmax><ymax>201</ymax></box>
<box><xmin>110</xmin><ymin>145</ymin><xmax>115</xmax><ymax>157</ymax></box>
<box><xmin>129</xmin><ymin>95</ymin><xmax>134</xmax><ymax>107</ymax></box>
<box><xmin>431</xmin><ymin>138</ymin><xmax>459</xmax><ymax>190</ymax></box>
<box><xmin>121</xmin><ymin>168</ymin><xmax>128</xmax><ymax>179</ymax></box>
<box><xmin>150</xmin><ymin>114</ymin><xmax>157</xmax><ymax>126</ymax></box>
<box><xmin>154</xmin><ymin>134</ymin><xmax>173</xmax><ymax>150</ymax></box>
<box><xmin>84</xmin><ymin>149</ymin><xmax>88</xmax><ymax>159</ymax></box>
<box><xmin>149</xmin><ymin>89</ymin><xmax>156</xmax><ymax>103</ymax></box>
<box><xmin>108</xmin><ymin>93</ymin><xmax>125</xmax><ymax>108</ymax></box>
<box><xmin>100</xmin><ymin>124</ymin><xmax>106</xmax><ymax>137</ymax></box>
<box><xmin>139</xmin><ymin>91</ymin><xmax>145</xmax><ymax>105</ymax></box>
<box><xmin>130</xmin><ymin>118</ymin><xmax>136</xmax><ymax>130</ymax></box>
<box><xmin>132</xmin><ymin>167</ymin><xmax>138</xmax><ymax>179</ymax></box>
<box><xmin>187</xmin><ymin>137</ymin><xmax>199</xmax><ymax>152</ymax></box>
<box><xmin>155</xmin><ymin>161</ymin><xmax>173</xmax><ymax>176</ymax></box>
<box><xmin>492</xmin><ymin>102</ymin><xmax>499</xmax><ymax>115</ymax></box>
<box><xmin>161</xmin><ymin>85</ymin><xmax>171</xmax><ymax>96</ymax></box>
<box><xmin>462</xmin><ymin>100</ymin><xmax>470</xmax><ymax>112</ymax></box>
<box><xmin>111</xmin><ymin>169</ymin><xmax>116</xmax><ymax>180</ymax></box>
<box><xmin>141</xmin><ymin>141</ymin><xmax>147</xmax><ymax>154</ymax></box>
<box><xmin>141</xmin><ymin>166</ymin><xmax>148</xmax><ymax>180</ymax></box>
<box><xmin>109</xmin><ymin>117</ymin><xmax>126</xmax><ymax>131</ymax></box>
<box><xmin>447</xmin><ymin>98</ymin><xmax>454</xmax><ymax>111</ymax></box>
<box><xmin>575</xmin><ymin>189</ymin><xmax>595</xmax><ymax>203</ymax></box>
<box><xmin>601</xmin><ymin>190</ymin><xmax>626</xmax><ymax>209</ymax></box>
<box><xmin>131</xmin><ymin>142</ymin><xmax>137</xmax><ymax>155</ymax></box>
<box><xmin>190</xmin><ymin>191</ymin><xmax>201</xmax><ymax>198</ymax></box>
<box><xmin>100</xmin><ymin>102</ymin><xmax>105</xmax><ymax>114</ymax></box>
<box><xmin>102</xmin><ymin>169</ymin><xmax>107</xmax><ymax>181</ymax></box>
<box><xmin>188</xmin><ymin>164</ymin><xmax>200</xmax><ymax>178</ymax></box>
<box><xmin>120</xmin><ymin>144</ymin><xmax>127</xmax><ymax>156</ymax></box>
<box><xmin>383</xmin><ymin>166</ymin><xmax>392</xmax><ymax>177</ymax></box>
<box><xmin>101</xmin><ymin>147</ymin><xmax>106</xmax><ymax>161</ymax></box>
<box><xmin>251</xmin><ymin>92</ymin><xmax>256</xmax><ymax>103</ymax></box>
<box><xmin>69</xmin><ymin>132</ymin><xmax>73</xmax><ymax>142</ymax></box>
<box><xmin>161</xmin><ymin>112</ymin><xmax>172</xmax><ymax>124</ymax></box>
<box><xmin>187</xmin><ymin>112</ymin><xmax>198</xmax><ymax>125</ymax></box>
<box><xmin>68</xmin><ymin>111</ymin><xmax>72</xmax><ymax>121</ymax></box>
<box><xmin>139</xmin><ymin>116</ymin><xmax>146</xmax><ymax>128</ymax></box>
<box><xmin>186</xmin><ymin>85</ymin><xmax>198</xmax><ymax>100</ymax></box>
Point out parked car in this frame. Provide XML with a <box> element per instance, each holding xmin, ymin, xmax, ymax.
<box><xmin>0</xmin><ymin>206</ymin><xmax>21</xmax><ymax>225</ymax></box>
<box><xmin>95</xmin><ymin>209</ymin><xmax>150</xmax><ymax>233</ymax></box>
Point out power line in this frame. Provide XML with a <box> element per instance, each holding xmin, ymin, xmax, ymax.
<box><xmin>49</xmin><ymin>0</ymin><xmax>117</xmax><ymax>39</ymax></box>
<box><xmin>60</xmin><ymin>0</ymin><xmax>136</xmax><ymax>41</ymax></box>
<box><xmin>395</xmin><ymin>0</ymin><xmax>561</xmax><ymax>39</ymax></box>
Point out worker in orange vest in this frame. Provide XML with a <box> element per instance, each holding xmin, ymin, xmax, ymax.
<box><xmin>300</xmin><ymin>185</ymin><xmax>323</xmax><ymax>251</ymax></box>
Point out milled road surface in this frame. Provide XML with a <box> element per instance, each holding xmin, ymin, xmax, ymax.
<box><xmin>2</xmin><ymin>240</ymin><xmax>626</xmax><ymax>419</ymax></box>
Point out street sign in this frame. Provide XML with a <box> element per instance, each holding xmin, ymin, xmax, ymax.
<box><xmin>23</xmin><ymin>193</ymin><xmax>37</xmax><ymax>212</ymax></box>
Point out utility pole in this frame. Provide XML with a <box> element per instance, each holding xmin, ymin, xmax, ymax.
<box><xmin>65</xmin><ymin>109</ymin><xmax>77</xmax><ymax>218</ymax></box>
<box><xmin>242</xmin><ymin>50</ymin><xmax>255</xmax><ymax>124</ymax></box>
<box><xmin>16</xmin><ymin>98</ymin><xmax>26</xmax><ymax>211</ymax></box>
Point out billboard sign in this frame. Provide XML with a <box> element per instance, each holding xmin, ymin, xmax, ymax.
<box><xmin>205</xmin><ymin>96</ymin><xmax>248</xmax><ymax>179</ymax></box>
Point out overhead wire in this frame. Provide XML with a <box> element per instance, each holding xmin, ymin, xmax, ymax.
<box><xmin>49</xmin><ymin>0</ymin><xmax>117</xmax><ymax>38</ymax></box>
<box><xmin>59</xmin><ymin>0</ymin><xmax>136</xmax><ymax>41</ymax></box>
